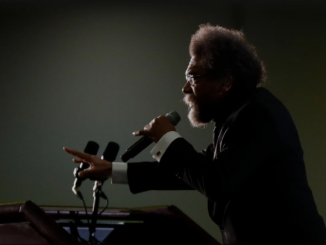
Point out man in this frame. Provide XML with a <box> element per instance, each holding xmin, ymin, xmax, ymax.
<box><xmin>64</xmin><ymin>24</ymin><xmax>326</xmax><ymax>244</ymax></box>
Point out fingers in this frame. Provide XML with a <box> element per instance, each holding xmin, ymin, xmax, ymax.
<box><xmin>78</xmin><ymin>167</ymin><xmax>111</xmax><ymax>179</ymax></box>
<box><xmin>132</xmin><ymin>115</ymin><xmax>170</xmax><ymax>136</ymax></box>
<box><xmin>64</xmin><ymin>146</ymin><xmax>112</xmax><ymax>180</ymax></box>
<box><xmin>133</xmin><ymin>119</ymin><xmax>158</xmax><ymax>136</ymax></box>
<box><xmin>132</xmin><ymin>115</ymin><xmax>167</xmax><ymax>138</ymax></box>
<box><xmin>72</xmin><ymin>158</ymin><xmax>85</xmax><ymax>163</ymax></box>
<box><xmin>78</xmin><ymin>168</ymin><xmax>93</xmax><ymax>179</ymax></box>
<box><xmin>63</xmin><ymin>147</ymin><xmax>93</xmax><ymax>162</ymax></box>
<box><xmin>132</xmin><ymin>130</ymin><xmax>151</xmax><ymax>137</ymax></box>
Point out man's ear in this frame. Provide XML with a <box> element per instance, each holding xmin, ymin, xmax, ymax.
<box><xmin>223</xmin><ymin>75</ymin><xmax>233</xmax><ymax>92</ymax></box>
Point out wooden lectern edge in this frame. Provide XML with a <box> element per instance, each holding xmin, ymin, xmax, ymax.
<box><xmin>40</xmin><ymin>204</ymin><xmax>171</xmax><ymax>211</ymax></box>
<box><xmin>0</xmin><ymin>200</ymin><xmax>79</xmax><ymax>245</ymax></box>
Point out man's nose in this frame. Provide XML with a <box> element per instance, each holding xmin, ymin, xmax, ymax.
<box><xmin>182</xmin><ymin>81</ymin><xmax>192</xmax><ymax>94</ymax></box>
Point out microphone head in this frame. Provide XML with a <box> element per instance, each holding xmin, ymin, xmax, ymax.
<box><xmin>80</xmin><ymin>141</ymin><xmax>99</xmax><ymax>170</ymax></box>
<box><xmin>102</xmin><ymin>141</ymin><xmax>120</xmax><ymax>162</ymax></box>
<box><xmin>84</xmin><ymin>141</ymin><xmax>100</xmax><ymax>155</ymax></box>
<box><xmin>72</xmin><ymin>141</ymin><xmax>99</xmax><ymax>198</ymax></box>
<box><xmin>166</xmin><ymin>111</ymin><xmax>181</xmax><ymax>126</ymax></box>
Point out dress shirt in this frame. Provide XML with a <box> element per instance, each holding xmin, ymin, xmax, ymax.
<box><xmin>111</xmin><ymin>131</ymin><xmax>182</xmax><ymax>184</ymax></box>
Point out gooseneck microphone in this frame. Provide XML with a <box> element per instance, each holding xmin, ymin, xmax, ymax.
<box><xmin>120</xmin><ymin>111</ymin><xmax>181</xmax><ymax>162</ymax></box>
<box><xmin>72</xmin><ymin>141</ymin><xmax>99</xmax><ymax>198</ymax></box>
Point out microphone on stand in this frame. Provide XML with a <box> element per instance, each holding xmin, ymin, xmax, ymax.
<box><xmin>92</xmin><ymin>141</ymin><xmax>120</xmax><ymax>200</ymax></box>
<box><xmin>102</xmin><ymin>141</ymin><xmax>120</xmax><ymax>162</ymax></box>
<box><xmin>120</xmin><ymin>111</ymin><xmax>181</xmax><ymax>162</ymax></box>
<box><xmin>90</xmin><ymin>141</ymin><xmax>119</xmax><ymax>241</ymax></box>
<box><xmin>72</xmin><ymin>141</ymin><xmax>100</xmax><ymax>199</ymax></box>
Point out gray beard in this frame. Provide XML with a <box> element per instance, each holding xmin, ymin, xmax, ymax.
<box><xmin>187</xmin><ymin>106</ymin><xmax>209</xmax><ymax>128</ymax></box>
<box><xmin>183</xmin><ymin>95</ymin><xmax>213</xmax><ymax>128</ymax></box>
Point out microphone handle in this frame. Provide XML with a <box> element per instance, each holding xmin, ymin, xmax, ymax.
<box><xmin>120</xmin><ymin>111</ymin><xmax>180</xmax><ymax>162</ymax></box>
<box><xmin>121</xmin><ymin>137</ymin><xmax>152</xmax><ymax>162</ymax></box>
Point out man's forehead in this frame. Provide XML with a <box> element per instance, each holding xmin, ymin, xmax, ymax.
<box><xmin>185</xmin><ymin>56</ymin><xmax>205</xmax><ymax>76</ymax></box>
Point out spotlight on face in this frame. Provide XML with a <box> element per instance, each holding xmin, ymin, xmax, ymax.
<box><xmin>182</xmin><ymin>57</ymin><xmax>231</xmax><ymax>128</ymax></box>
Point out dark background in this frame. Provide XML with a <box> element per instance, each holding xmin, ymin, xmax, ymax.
<box><xmin>0</xmin><ymin>0</ymin><xmax>325</xmax><ymax>242</ymax></box>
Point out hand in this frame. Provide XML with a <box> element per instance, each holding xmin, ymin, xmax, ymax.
<box><xmin>133</xmin><ymin>115</ymin><xmax>176</xmax><ymax>143</ymax></box>
<box><xmin>63</xmin><ymin>147</ymin><xmax>112</xmax><ymax>179</ymax></box>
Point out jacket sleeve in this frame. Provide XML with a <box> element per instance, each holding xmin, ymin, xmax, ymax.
<box><xmin>127</xmin><ymin>161</ymin><xmax>193</xmax><ymax>194</ymax></box>
<box><xmin>127</xmin><ymin>144</ymin><xmax>215</xmax><ymax>194</ymax></box>
<box><xmin>157</xmin><ymin>103</ymin><xmax>277</xmax><ymax>201</ymax></box>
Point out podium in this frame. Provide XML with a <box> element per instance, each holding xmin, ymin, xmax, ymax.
<box><xmin>0</xmin><ymin>201</ymin><xmax>78</xmax><ymax>244</ymax></box>
<box><xmin>0</xmin><ymin>201</ymin><xmax>221</xmax><ymax>245</ymax></box>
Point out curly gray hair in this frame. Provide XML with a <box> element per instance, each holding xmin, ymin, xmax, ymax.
<box><xmin>189</xmin><ymin>24</ymin><xmax>266</xmax><ymax>91</ymax></box>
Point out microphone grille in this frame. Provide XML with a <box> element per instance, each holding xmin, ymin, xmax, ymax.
<box><xmin>79</xmin><ymin>141</ymin><xmax>99</xmax><ymax>170</ymax></box>
<box><xmin>102</xmin><ymin>142</ymin><xmax>120</xmax><ymax>162</ymax></box>
<box><xmin>84</xmin><ymin>141</ymin><xmax>100</xmax><ymax>155</ymax></box>
<box><xmin>166</xmin><ymin>111</ymin><xmax>181</xmax><ymax>126</ymax></box>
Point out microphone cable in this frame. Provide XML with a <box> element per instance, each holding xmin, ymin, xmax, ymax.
<box><xmin>98</xmin><ymin>192</ymin><xmax>109</xmax><ymax>216</ymax></box>
<box><xmin>97</xmin><ymin>142</ymin><xmax>119</xmax><ymax>216</ymax></box>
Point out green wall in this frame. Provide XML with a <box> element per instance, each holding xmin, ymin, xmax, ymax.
<box><xmin>0</xmin><ymin>1</ymin><xmax>325</xmax><ymax>242</ymax></box>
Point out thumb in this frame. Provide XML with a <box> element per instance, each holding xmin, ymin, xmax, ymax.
<box><xmin>79</xmin><ymin>167</ymin><xmax>111</xmax><ymax>179</ymax></box>
<box><xmin>133</xmin><ymin>130</ymin><xmax>150</xmax><ymax>137</ymax></box>
<box><xmin>78</xmin><ymin>168</ymin><xmax>94</xmax><ymax>179</ymax></box>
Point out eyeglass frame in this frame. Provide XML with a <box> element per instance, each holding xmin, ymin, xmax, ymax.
<box><xmin>185</xmin><ymin>74</ymin><xmax>212</xmax><ymax>86</ymax></box>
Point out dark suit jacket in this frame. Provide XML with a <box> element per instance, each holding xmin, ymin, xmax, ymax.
<box><xmin>127</xmin><ymin>88</ymin><xmax>326</xmax><ymax>244</ymax></box>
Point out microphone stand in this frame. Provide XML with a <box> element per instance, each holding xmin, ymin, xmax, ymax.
<box><xmin>88</xmin><ymin>180</ymin><xmax>103</xmax><ymax>245</ymax></box>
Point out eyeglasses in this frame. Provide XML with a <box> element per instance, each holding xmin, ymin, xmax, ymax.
<box><xmin>185</xmin><ymin>74</ymin><xmax>210</xmax><ymax>86</ymax></box>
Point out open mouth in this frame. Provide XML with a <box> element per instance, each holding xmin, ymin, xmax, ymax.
<box><xmin>183</xmin><ymin>95</ymin><xmax>196</xmax><ymax>110</ymax></box>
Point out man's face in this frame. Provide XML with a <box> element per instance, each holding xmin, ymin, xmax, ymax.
<box><xmin>183</xmin><ymin>57</ymin><xmax>230</xmax><ymax>127</ymax></box>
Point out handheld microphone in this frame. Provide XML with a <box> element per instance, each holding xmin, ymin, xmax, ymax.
<box><xmin>72</xmin><ymin>141</ymin><xmax>99</xmax><ymax>198</ymax></box>
<box><xmin>120</xmin><ymin>111</ymin><xmax>181</xmax><ymax>162</ymax></box>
